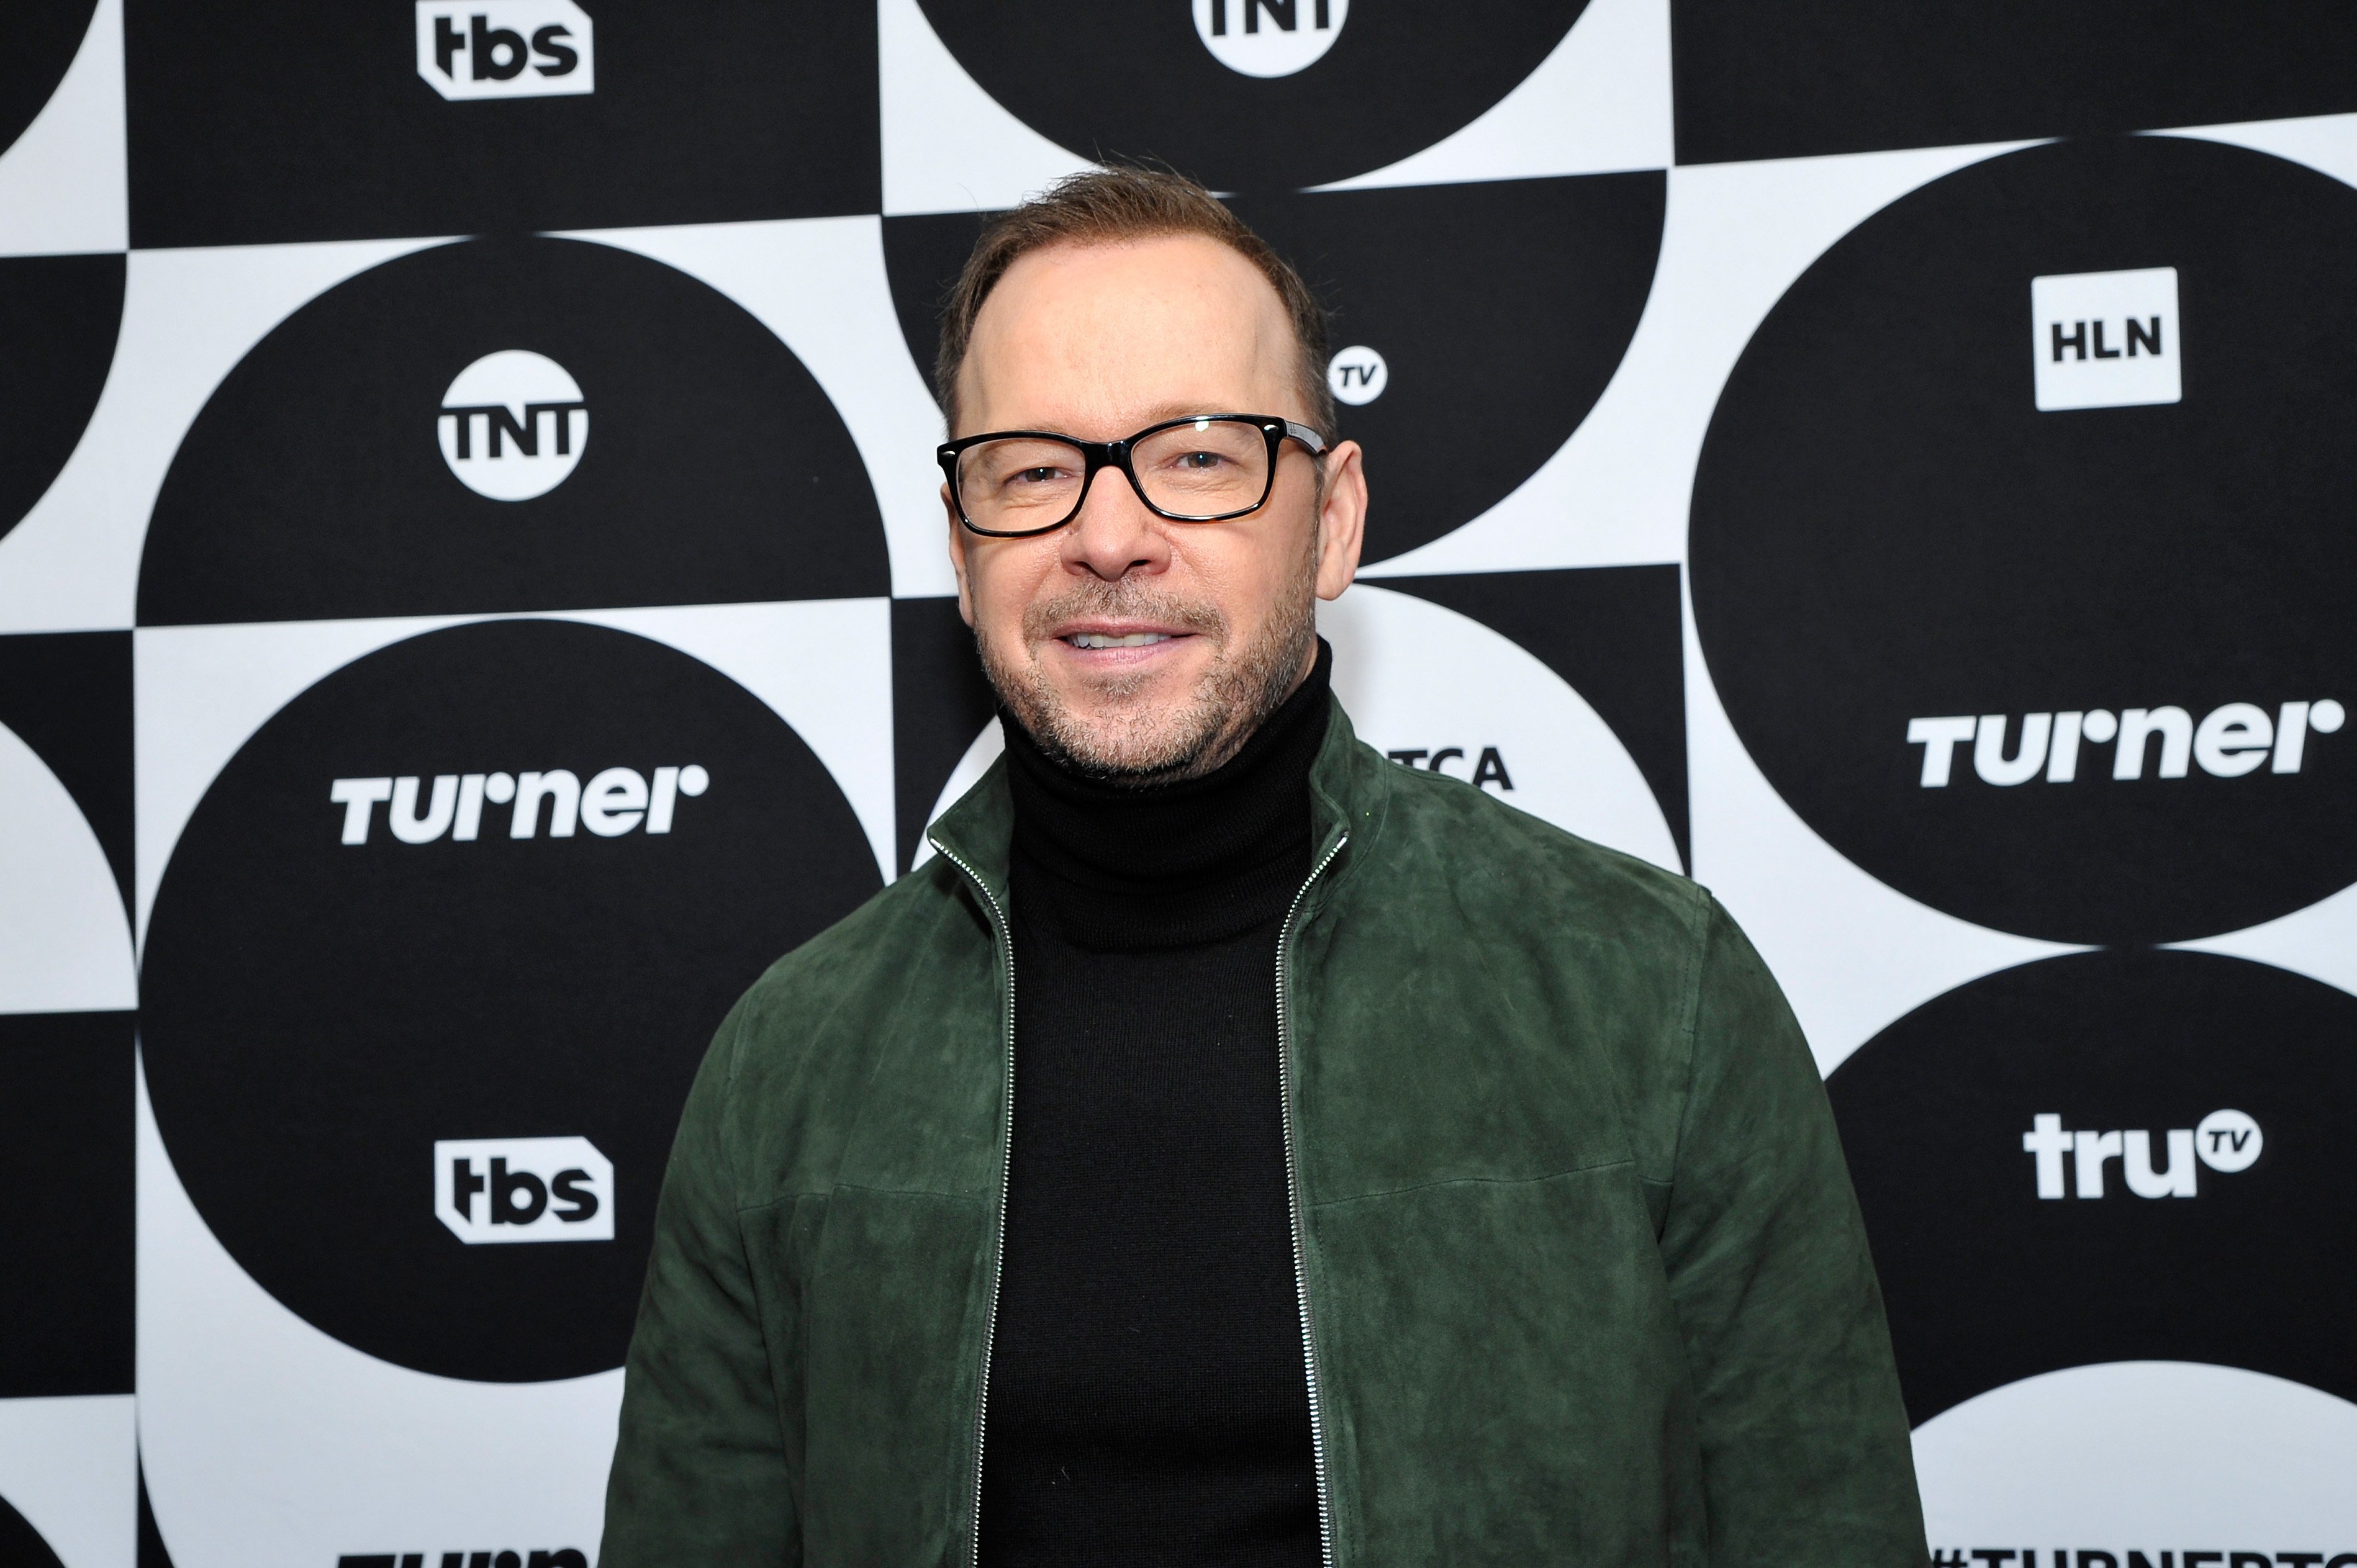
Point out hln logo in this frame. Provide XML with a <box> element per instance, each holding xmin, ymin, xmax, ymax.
<box><xmin>1905</xmin><ymin>699</ymin><xmax>2342</xmax><ymax>787</ymax></box>
<box><xmin>438</xmin><ymin>350</ymin><xmax>588</xmax><ymax>502</ymax></box>
<box><xmin>330</xmin><ymin>764</ymin><xmax>710</xmax><ymax>844</ymax></box>
<box><xmin>437</xmin><ymin>1137</ymin><xmax>613</xmax><ymax>1244</ymax></box>
<box><xmin>1192</xmin><ymin>0</ymin><xmax>1348</xmax><ymax>77</ymax></box>
<box><xmin>2021</xmin><ymin>1109</ymin><xmax>2261</xmax><ymax>1199</ymax></box>
<box><xmin>414</xmin><ymin>2</ymin><xmax>595</xmax><ymax>101</ymax></box>
<box><xmin>2030</xmin><ymin>266</ymin><xmax>2181</xmax><ymax>412</ymax></box>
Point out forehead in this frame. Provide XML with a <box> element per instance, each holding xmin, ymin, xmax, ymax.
<box><xmin>957</xmin><ymin>233</ymin><xmax>1299</xmax><ymax>433</ymax></box>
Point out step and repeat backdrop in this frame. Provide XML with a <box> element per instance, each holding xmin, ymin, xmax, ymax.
<box><xmin>2</xmin><ymin>1</ymin><xmax>2353</xmax><ymax>1564</ymax></box>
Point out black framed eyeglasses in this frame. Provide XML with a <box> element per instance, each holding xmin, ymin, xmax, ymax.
<box><xmin>939</xmin><ymin>413</ymin><xmax>1328</xmax><ymax>539</ymax></box>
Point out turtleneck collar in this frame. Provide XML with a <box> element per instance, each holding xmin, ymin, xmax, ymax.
<box><xmin>1003</xmin><ymin>638</ymin><xmax>1332</xmax><ymax>953</ymax></box>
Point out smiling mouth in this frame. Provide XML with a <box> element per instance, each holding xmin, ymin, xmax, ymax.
<box><xmin>1067</xmin><ymin>631</ymin><xmax>1178</xmax><ymax>649</ymax></box>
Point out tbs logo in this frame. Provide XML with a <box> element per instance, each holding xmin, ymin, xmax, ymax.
<box><xmin>1192</xmin><ymin>0</ymin><xmax>1347</xmax><ymax>76</ymax></box>
<box><xmin>2030</xmin><ymin>266</ymin><xmax>2179</xmax><ymax>412</ymax></box>
<box><xmin>415</xmin><ymin>1</ymin><xmax>594</xmax><ymax>101</ymax></box>
<box><xmin>438</xmin><ymin>351</ymin><xmax>588</xmax><ymax>502</ymax></box>
<box><xmin>437</xmin><ymin>1137</ymin><xmax>612</xmax><ymax>1244</ymax></box>
<box><xmin>2020</xmin><ymin>1109</ymin><xmax>2261</xmax><ymax>1199</ymax></box>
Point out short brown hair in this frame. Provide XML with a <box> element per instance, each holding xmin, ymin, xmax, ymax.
<box><xmin>935</xmin><ymin>165</ymin><xmax>1335</xmax><ymax>441</ymax></box>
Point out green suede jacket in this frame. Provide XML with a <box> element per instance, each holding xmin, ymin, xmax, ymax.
<box><xmin>602</xmin><ymin>702</ymin><xmax>1928</xmax><ymax>1567</ymax></box>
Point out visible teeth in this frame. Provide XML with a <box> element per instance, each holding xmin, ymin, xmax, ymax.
<box><xmin>1070</xmin><ymin>632</ymin><xmax>1171</xmax><ymax>649</ymax></box>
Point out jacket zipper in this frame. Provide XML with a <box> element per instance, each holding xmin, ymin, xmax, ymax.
<box><xmin>1279</xmin><ymin>833</ymin><xmax>1349</xmax><ymax>1568</ymax></box>
<box><xmin>931</xmin><ymin>838</ymin><xmax>1015</xmax><ymax>1568</ymax></box>
<box><xmin>941</xmin><ymin>829</ymin><xmax>1346</xmax><ymax>1568</ymax></box>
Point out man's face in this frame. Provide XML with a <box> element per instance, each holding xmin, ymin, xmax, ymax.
<box><xmin>947</xmin><ymin>234</ymin><xmax>1368</xmax><ymax>783</ymax></box>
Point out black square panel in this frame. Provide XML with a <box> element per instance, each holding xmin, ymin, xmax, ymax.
<box><xmin>0</xmin><ymin>1012</ymin><xmax>133</xmax><ymax>1398</ymax></box>
<box><xmin>1673</xmin><ymin>0</ymin><xmax>2357</xmax><ymax>165</ymax></box>
<box><xmin>125</xmin><ymin>0</ymin><xmax>880</xmax><ymax>246</ymax></box>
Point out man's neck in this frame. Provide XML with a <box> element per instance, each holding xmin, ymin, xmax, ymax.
<box><xmin>1000</xmin><ymin>639</ymin><xmax>1332</xmax><ymax>952</ymax></box>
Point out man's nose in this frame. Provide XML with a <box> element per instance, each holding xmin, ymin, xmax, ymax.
<box><xmin>1061</xmin><ymin>462</ymin><xmax>1170</xmax><ymax>582</ymax></box>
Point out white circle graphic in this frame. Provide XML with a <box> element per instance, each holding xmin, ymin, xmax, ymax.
<box><xmin>1318</xmin><ymin>585</ymin><xmax>1681</xmax><ymax>874</ymax></box>
<box><xmin>1191</xmin><ymin>0</ymin><xmax>1349</xmax><ymax>77</ymax></box>
<box><xmin>437</xmin><ymin>349</ymin><xmax>589</xmax><ymax>502</ymax></box>
<box><xmin>2194</xmin><ymin>1108</ymin><xmax>2263</xmax><ymax>1173</ymax></box>
<box><xmin>1327</xmin><ymin>345</ymin><xmax>1388</xmax><ymax>406</ymax></box>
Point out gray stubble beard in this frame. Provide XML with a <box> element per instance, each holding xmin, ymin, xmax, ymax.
<box><xmin>977</xmin><ymin>527</ymin><xmax>1321</xmax><ymax>787</ymax></box>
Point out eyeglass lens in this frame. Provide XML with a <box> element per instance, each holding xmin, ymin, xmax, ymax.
<box><xmin>956</xmin><ymin>417</ymin><xmax>1270</xmax><ymax>531</ymax></box>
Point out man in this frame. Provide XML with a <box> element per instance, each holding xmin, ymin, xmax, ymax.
<box><xmin>602</xmin><ymin>167</ymin><xmax>1927</xmax><ymax>1567</ymax></box>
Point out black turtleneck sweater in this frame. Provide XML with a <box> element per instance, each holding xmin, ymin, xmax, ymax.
<box><xmin>977</xmin><ymin>643</ymin><xmax>1332</xmax><ymax>1568</ymax></box>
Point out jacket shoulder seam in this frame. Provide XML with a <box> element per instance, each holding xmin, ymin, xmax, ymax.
<box><xmin>1665</xmin><ymin>888</ymin><xmax>1716</xmax><ymax>1194</ymax></box>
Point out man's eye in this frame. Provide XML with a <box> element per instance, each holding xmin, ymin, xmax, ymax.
<box><xmin>1010</xmin><ymin>466</ymin><xmax>1065</xmax><ymax>485</ymax></box>
<box><xmin>1173</xmin><ymin>451</ymin><xmax>1224</xmax><ymax>470</ymax></box>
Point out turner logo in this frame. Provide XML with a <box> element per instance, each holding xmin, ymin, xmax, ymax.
<box><xmin>1907</xmin><ymin>700</ymin><xmax>2343</xmax><ymax>786</ymax></box>
<box><xmin>437</xmin><ymin>351</ymin><xmax>589</xmax><ymax>501</ymax></box>
<box><xmin>414</xmin><ymin>2</ymin><xmax>594</xmax><ymax>101</ymax></box>
<box><xmin>1328</xmin><ymin>345</ymin><xmax>1388</xmax><ymax>407</ymax></box>
<box><xmin>330</xmin><ymin>765</ymin><xmax>709</xmax><ymax>844</ymax></box>
<box><xmin>2021</xmin><ymin>1109</ymin><xmax>2263</xmax><ymax>1199</ymax></box>
<box><xmin>2031</xmin><ymin>266</ymin><xmax>2181</xmax><ymax>412</ymax></box>
<box><xmin>437</xmin><ymin>1137</ymin><xmax>612</xmax><ymax>1243</ymax></box>
<box><xmin>1191</xmin><ymin>0</ymin><xmax>1348</xmax><ymax>76</ymax></box>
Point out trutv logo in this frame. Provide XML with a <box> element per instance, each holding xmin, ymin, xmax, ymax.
<box><xmin>1191</xmin><ymin>0</ymin><xmax>1348</xmax><ymax>76</ymax></box>
<box><xmin>330</xmin><ymin>765</ymin><xmax>709</xmax><ymax>845</ymax></box>
<box><xmin>414</xmin><ymin>1</ymin><xmax>595</xmax><ymax>100</ymax></box>
<box><xmin>437</xmin><ymin>1136</ymin><xmax>612</xmax><ymax>1243</ymax></box>
<box><xmin>1907</xmin><ymin>700</ymin><xmax>2342</xmax><ymax>787</ymax></box>
<box><xmin>2022</xmin><ymin>1110</ymin><xmax>2261</xmax><ymax>1199</ymax></box>
<box><xmin>2031</xmin><ymin>266</ymin><xmax>2180</xmax><ymax>412</ymax></box>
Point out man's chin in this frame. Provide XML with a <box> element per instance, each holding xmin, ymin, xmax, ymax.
<box><xmin>1029</xmin><ymin>699</ymin><xmax>1226</xmax><ymax>783</ymax></box>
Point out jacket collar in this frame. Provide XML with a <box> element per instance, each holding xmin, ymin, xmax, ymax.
<box><xmin>926</xmin><ymin>693</ymin><xmax>1386</xmax><ymax>920</ymax></box>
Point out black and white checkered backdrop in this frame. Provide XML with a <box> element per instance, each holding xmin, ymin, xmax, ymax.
<box><xmin>3</xmin><ymin>2</ymin><xmax>2353</xmax><ymax>1564</ymax></box>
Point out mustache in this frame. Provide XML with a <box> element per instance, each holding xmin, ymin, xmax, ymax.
<box><xmin>1021</xmin><ymin>579</ymin><xmax>1228</xmax><ymax>645</ymax></box>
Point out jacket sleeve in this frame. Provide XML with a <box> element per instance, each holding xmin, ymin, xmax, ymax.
<box><xmin>602</xmin><ymin>1003</ymin><xmax>799</xmax><ymax>1567</ymax></box>
<box><xmin>1657</xmin><ymin>896</ymin><xmax>1928</xmax><ymax>1567</ymax></box>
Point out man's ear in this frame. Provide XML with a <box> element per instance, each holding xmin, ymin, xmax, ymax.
<box><xmin>945</xmin><ymin>482</ymin><xmax>977</xmax><ymax>628</ymax></box>
<box><xmin>1313</xmin><ymin>441</ymin><xmax>1367</xmax><ymax>602</ymax></box>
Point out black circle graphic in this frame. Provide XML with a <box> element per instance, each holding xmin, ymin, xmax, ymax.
<box><xmin>884</xmin><ymin>176</ymin><xmax>1663</xmax><ymax>565</ymax></box>
<box><xmin>0</xmin><ymin>253</ymin><xmax>123</xmax><ymax>544</ymax></box>
<box><xmin>0</xmin><ymin>0</ymin><xmax>93</xmax><ymax>163</ymax></box>
<box><xmin>1828</xmin><ymin>949</ymin><xmax>2356</xmax><ymax>1426</ymax></box>
<box><xmin>918</xmin><ymin>0</ymin><xmax>1584</xmax><ymax>194</ymax></box>
<box><xmin>140</xmin><ymin>620</ymin><xmax>882</xmax><ymax>1381</ymax></box>
<box><xmin>1691</xmin><ymin>137</ymin><xmax>2357</xmax><ymax>945</ymax></box>
<box><xmin>0</xmin><ymin>1493</ymin><xmax>65</xmax><ymax>1568</ymax></box>
<box><xmin>138</xmin><ymin>236</ymin><xmax>887</xmax><ymax>628</ymax></box>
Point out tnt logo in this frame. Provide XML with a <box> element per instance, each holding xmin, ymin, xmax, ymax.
<box><xmin>1191</xmin><ymin>0</ymin><xmax>1349</xmax><ymax>76</ymax></box>
<box><xmin>2030</xmin><ymin>266</ymin><xmax>2181</xmax><ymax>412</ymax></box>
<box><xmin>436</xmin><ymin>1137</ymin><xmax>612</xmax><ymax>1243</ymax></box>
<box><xmin>1328</xmin><ymin>345</ymin><xmax>1388</xmax><ymax>407</ymax></box>
<box><xmin>2020</xmin><ymin>1109</ymin><xmax>2261</xmax><ymax>1199</ymax></box>
<box><xmin>438</xmin><ymin>351</ymin><xmax>588</xmax><ymax>501</ymax></box>
<box><xmin>415</xmin><ymin>1</ymin><xmax>594</xmax><ymax>101</ymax></box>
